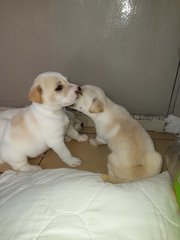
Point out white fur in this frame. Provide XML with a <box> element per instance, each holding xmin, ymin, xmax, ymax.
<box><xmin>0</xmin><ymin>72</ymin><xmax>88</xmax><ymax>171</ymax></box>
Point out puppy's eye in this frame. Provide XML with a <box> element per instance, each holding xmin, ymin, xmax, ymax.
<box><xmin>55</xmin><ymin>84</ymin><xmax>63</xmax><ymax>91</ymax></box>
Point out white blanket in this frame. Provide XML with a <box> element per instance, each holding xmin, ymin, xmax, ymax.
<box><xmin>0</xmin><ymin>169</ymin><xmax>179</xmax><ymax>240</ymax></box>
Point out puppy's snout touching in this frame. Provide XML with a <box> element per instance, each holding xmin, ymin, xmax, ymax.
<box><xmin>75</xmin><ymin>86</ymin><xmax>81</xmax><ymax>95</ymax></box>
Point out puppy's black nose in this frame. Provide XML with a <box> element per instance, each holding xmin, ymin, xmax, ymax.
<box><xmin>75</xmin><ymin>86</ymin><xmax>81</xmax><ymax>95</ymax></box>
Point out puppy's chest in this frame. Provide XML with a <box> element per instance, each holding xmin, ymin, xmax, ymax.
<box><xmin>95</xmin><ymin>121</ymin><xmax>119</xmax><ymax>143</ymax></box>
<box><xmin>39</xmin><ymin>112</ymin><xmax>69</xmax><ymax>134</ymax></box>
<box><xmin>54</xmin><ymin>114</ymin><xmax>69</xmax><ymax>132</ymax></box>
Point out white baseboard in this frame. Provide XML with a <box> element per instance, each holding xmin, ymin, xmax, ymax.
<box><xmin>134</xmin><ymin>117</ymin><xmax>165</xmax><ymax>132</ymax></box>
<box><xmin>0</xmin><ymin>107</ymin><xmax>166</xmax><ymax>132</ymax></box>
<box><xmin>74</xmin><ymin>111</ymin><xmax>166</xmax><ymax>132</ymax></box>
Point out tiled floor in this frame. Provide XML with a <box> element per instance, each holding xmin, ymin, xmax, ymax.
<box><xmin>0</xmin><ymin>127</ymin><xmax>176</xmax><ymax>173</ymax></box>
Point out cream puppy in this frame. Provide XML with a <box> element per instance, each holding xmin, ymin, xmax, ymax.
<box><xmin>73</xmin><ymin>85</ymin><xmax>163</xmax><ymax>183</ymax></box>
<box><xmin>0</xmin><ymin>72</ymin><xmax>88</xmax><ymax>171</ymax></box>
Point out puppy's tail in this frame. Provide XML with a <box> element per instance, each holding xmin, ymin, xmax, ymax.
<box><xmin>99</xmin><ymin>174</ymin><xmax>132</xmax><ymax>184</ymax></box>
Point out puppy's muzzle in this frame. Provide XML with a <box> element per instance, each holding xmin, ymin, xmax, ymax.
<box><xmin>75</xmin><ymin>86</ymin><xmax>82</xmax><ymax>95</ymax></box>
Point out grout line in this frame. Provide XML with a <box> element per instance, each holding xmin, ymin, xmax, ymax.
<box><xmin>38</xmin><ymin>152</ymin><xmax>47</xmax><ymax>166</ymax></box>
<box><xmin>152</xmin><ymin>138</ymin><xmax>175</xmax><ymax>141</ymax></box>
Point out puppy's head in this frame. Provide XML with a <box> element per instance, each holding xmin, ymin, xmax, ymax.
<box><xmin>28</xmin><ymin>72</ymin><xmax>81</xmax><ymax>110</ymax></box>
<box><xmin>72</xmin><ymin>85</ymin><xmax>106</xmax><ymax>117</ymax></box>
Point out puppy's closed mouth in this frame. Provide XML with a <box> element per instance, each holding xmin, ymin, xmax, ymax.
<box><xmin>75</xmin><ymin>86</ymin><xmax>82</xmax><ymax>96</ymax></box>
<box><xmin>68</xmin><ymin>87</ymin><xmax>82</xmax><ymax>108</ymax></box>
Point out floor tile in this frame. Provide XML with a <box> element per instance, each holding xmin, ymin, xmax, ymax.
<box><xmin>0</xmin><ymin>128</ymin><xmax>177</xmax><ymax>174</ymax></box>
<box><xmin>39</xmin><ymin>130</ymin><xmax>176</xmax><ymax>173</ymax></box>
<box><xmin>40</xmin><ymin>138</ymin><xmax>110</xmax><ymax>174</ymax></box>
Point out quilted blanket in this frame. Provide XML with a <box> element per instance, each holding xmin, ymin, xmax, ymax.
<box><xmin>0</xmin><ymin>169</ymin><xmax>179</xmax><ymax>240</ymax></box>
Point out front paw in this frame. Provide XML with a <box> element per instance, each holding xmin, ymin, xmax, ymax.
<box><xmin>65</xmin><ymin>136</ymin><xmax>72</xmax><ymax>142</ymax></box>
<box><xmin>66</xmin><ymin>157</ymin><xmax>82</xmax><ymax>167</ymax></box>
<box><xmin>19</xmin><ymin>165</ymin><xmax>42</xmax><ymax>172</ymax></box>
<box><xmin>29</xmin><ymin>165</ymin><xmax>42</xmax><ymax>171</ymax></box>
<box><xmin>77</xmin><ymin>134</ymin><xmax>88</xmax><ymax>142</ymax></box>
<box><xmin>89</xmin><ymin>138</ymin><xmax>99</xmax><ymax>147</ymax></box>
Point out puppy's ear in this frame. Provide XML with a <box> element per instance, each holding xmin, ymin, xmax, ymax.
<box><xmin>28</xmin><ymin>85</ymin><xmax>43</xmax><ymax>104</ymax></box>
<box><xmin>89</xmin><ymin>98</ymin><xmax>104</xmax><ymax>113</ymax></box>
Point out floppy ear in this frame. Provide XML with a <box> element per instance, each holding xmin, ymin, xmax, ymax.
<box><xmin>89</xmin><ymin>98</ymin><xmax>104</xmax><ymax>113</ymax></box>
<box><xmin>28</xmin><ymin>85</ymin><xmax>43</xmax><ymax>104</ymax></box>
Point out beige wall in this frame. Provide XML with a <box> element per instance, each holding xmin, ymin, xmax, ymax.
<box><xmin>0</xmin><ymin>0</ymin><xmax>180</xmax><ymax>115</ymax></box>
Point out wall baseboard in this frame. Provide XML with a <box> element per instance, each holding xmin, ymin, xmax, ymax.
<box><xmin>0</xmin><ymin>107</ymin><xmax>166</xmax><ymax>133</ymax></box>
<box><xmin>73</xmin><ymin>111</ymin><xmax>166</xmax><ymax>132</ymax></box>
<box><xmin>132</xmin><ymin>114</ymin><xmax>165</xmax><ymax>132</ymax></box>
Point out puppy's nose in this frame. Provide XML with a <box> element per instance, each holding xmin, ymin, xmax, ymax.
<box><xmin>75</xmin><ymin>86</ymin><xmax>81</xmax><ymax>95</ymax></box>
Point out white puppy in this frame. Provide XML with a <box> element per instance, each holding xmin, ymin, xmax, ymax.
<box><xmin>0</xmin><ymin>72</ymin><xmax>88</xmax><ymax>171</ymax></box>
<box><xmin>73</xmin><ymin>85</ymin><xmax>163</xmax><ymax>183</ymax></box>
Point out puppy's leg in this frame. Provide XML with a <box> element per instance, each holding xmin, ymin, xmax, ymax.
<box><xmin>48</xmin><ymin>139</ymin><xmax>82</xmax><ymax>167</ymax></box>
<box><xmin>106</xmin><ymin>153</ymin><xmax>134</xmax><ymax>183</ymax></box>
<box><xmin>64</xmin><ymin>135</ymin><xmax>72</xmax><ymax>142</ymax></box>
<box><xmin>66</xmin><ymin>124</ymin><xmax>88</xmax><ymax>142</ymax></box>
<box><xmin>89</xmin><ymin>136</ymin><xmax>106</xmax><ymax>147</ymax></box>
<box><xmin>9</xmin><ymin>157</ymin><xmax>42</xmax><ymax>172</ymax></box>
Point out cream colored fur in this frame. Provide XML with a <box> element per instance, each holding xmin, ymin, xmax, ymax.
<box><xmin>73</xmin><ymin>85</ymin><xmax>163</xmax><ymax>183</ymax></box>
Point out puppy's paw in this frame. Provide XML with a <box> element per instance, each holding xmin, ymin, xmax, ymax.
<box><xmin>29</xmin><ymin>165</ymin><xmax>42</xmax><ymax>171</ymax></box>
<box><xmin>74</xmin><ymin>122</ymin><xmax>84</xmax><ymax>131</ymax></box>
<box><xmin>99</xmin><ymin>174</ymin><xmax>109</xmax><ymax>182</ymax></box>
<box><xmin>89</xmin><ymin>138</ymin><xmax>99</xmax><ymax>147</ymax></box>
<box><xmin>20</xmin><ymin>165</ymin><xmax>42</xmax><ymax>172</ymax></box>
<box><xmin>65</xmin><ymin>136</ymin><xmax>72</xmax><ymax>142</ymax></box>
<box><xmin>77</xmin><ymin>134</ymin><xmax>88</xmax><ymax>142</ymax></box>
<box><xmin>67</xmin><ymin>157</ymin><xmax>82</xmax><ymax>167</ymax></box>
